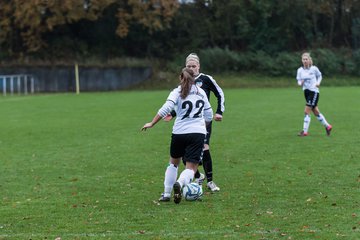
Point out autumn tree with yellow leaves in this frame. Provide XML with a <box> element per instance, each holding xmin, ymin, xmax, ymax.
<box><xmin>116</xmin><ymin>0</ymin><xmax>179</xmax><ymax>37</ymax></box>
<box><xmin>0</xmin><ymin>0</ymin><xmax>179</xmax><ymax>56</ymax></box>
<box><xmin>1</xmin><ymin>0</ymin><xmax>359</xmax><ymax>60</ymax></box>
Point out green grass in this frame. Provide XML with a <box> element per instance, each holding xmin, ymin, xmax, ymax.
<box><xmin>135</xmin><ymin>73</ymin><xmax>360</xmax><ymax>90</ymax></box>
<box><xmin>0</xmin><ymin>87</ymin><xmax>359</xmax><ymax>239</ymax></box>
<box><xmin>212</xmin><ymin>73</ymin><xmax>360</xmax><ymax>88</ymax></box>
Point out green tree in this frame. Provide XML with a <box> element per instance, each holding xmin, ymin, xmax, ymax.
<box><xmin>0</xmin><ymin>0</ymin><xmax>114</xmax><ymax>55</ymax></box>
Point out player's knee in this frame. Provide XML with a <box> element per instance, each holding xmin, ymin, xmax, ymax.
<box><xmin>312</xmin><ymin>109</ymin><xmax>319</xmax><ymax>115</ymax></box>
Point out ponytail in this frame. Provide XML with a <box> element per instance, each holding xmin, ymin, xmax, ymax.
<box><xmin>180</xmin><ymin>68</ymin><xmax>195</xmax><ymax>99</ymax></box>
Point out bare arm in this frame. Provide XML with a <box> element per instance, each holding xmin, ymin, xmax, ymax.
<box><xmin>141</xmin><ymin>114</ymin><xmax>162</xmax><ymax>131</ymax></box>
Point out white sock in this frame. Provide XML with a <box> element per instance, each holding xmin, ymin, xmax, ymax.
<box><xmin>316</xmin><ymin>113</ymin><xmax>329</xmax><ymax>127</ymax></box>
<box><xmin>303</xmin><ymin>114</ymin><xmax>311</xmax><ymax>133</ymax></box>
<box><xmin>177</xmin><ymin>169</ymin><xmax>195</xmax><ymax>188</ymax></box>
<box><xmin>163</xmin><ymin>164</ymin><xmax>178</xmax><ymax>197</ymax></box>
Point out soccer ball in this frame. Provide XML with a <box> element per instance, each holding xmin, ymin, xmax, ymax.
<box><xmin>182</xmin><ymin>182</ymin><xmax>203</xmax><ymax>201</ymax></box>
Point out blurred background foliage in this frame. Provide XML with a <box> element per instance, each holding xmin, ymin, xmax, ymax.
<box><xmin>1</xmin><ymin>0</ymin><xmax>360</xmax><ymax>77</ymax></box>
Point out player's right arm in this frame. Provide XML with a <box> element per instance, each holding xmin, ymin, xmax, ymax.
<box><xmin>141</xmin><ymin>88</ymin><xmax>179</xmax><ymax>130</ymax></box>
<box><xmin>141</xmin><ymin>114</ymin><xmax>162</xmax><ymax>131</ymax></box>
<box><xmin>163</xmin><ymin>110</ymin><xmax>176</xmax><ymax>122</ymax></box>
<box><xmin>158</xmin><ymin>88</ymin><xmax>179</xmax><ymax>118</ymax></box>
<box><xmin>296</xmin><ymin>68</ymin><xmax>304</xmax><ymax>86</ymax></box>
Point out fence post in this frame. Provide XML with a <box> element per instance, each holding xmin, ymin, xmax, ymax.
<box><xmin>31</xmin><ymin>76</ymin><xmax>34</xmax><ymax>94</ymax></box>
<box><xmin>2</xmin><ymin>77</ymin><xmax>6</xmax><ymax>96</ymax></box>
<box><xmin>75</xmin><ymin>63</ymin><xmax>80</xmax><ymax>94</ymax></box>
<box><xmin>23</xmin><ymin>75</ymin><xmax>28</xmax><ymax>95</ymax></box>
<box><xmin>10</xmin><ymin>76</ymin><xmax>14</xmax><ymax>95</ymax></box>
<box><xmin>17</xmin><ymin>76</ymin><xmax>21</xmax><ymax>94</ymax></box>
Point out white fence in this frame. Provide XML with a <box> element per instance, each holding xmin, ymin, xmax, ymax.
<box><xmin>0</xmin><ymin>74</ymin><xmax>35</xmax><ymax>96</ymax></box>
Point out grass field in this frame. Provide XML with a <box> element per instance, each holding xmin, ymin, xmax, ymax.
<box><xmin>0</xmin><ymin>87</ymin><xmax>359</xmax><ymax>239</ymax></box>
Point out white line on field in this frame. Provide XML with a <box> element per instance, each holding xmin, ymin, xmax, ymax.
<box><xmin>1</xmin><ymin>230</ymin><xmax>242</xmax><ymax>238</ymax></box>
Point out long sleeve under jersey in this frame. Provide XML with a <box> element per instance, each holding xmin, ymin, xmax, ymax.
<box><xmin>158</xmin><ymin>84</ymin><xmax>213</xmax><ymax>135</ymax></box>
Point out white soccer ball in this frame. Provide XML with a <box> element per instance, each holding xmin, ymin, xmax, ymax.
<box><xmin>182</xmin><ymin>182</ymin><xmax>203</xmax><ymax>201</ymax></box>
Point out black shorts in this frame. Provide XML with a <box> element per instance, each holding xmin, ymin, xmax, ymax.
<box><xmin>170</xmin><ymin>133</ymin><xmax>206</xmax><ymax>164</ymax></box>
<box><xmin>304</xmin><ymin>89</ymin><xmax>319</xmax><ymax>108</ymax></box>
<box><xmin>205</xmin><ymin>121</ymin><xmax>212</xmax><ymax>145</ymax></box>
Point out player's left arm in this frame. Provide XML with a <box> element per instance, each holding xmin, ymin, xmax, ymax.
<box><xmin>142</xmin><ymin>88</ymin><xmax>177</xmax><ymax>130</ymax></box>
<box><xmin>314</xmin><ymin>67</ymin><xmax>322</xmax><ymax>87</ymax></box>
<box><xmin>207</xmin><ymin>77</ymin><xmax>225</xmax><ymax>121</ymax></box>
<box><xmin>141</xmin><ymin>114</ymin><xmax>162</xmax><ymax>131</ymax></box>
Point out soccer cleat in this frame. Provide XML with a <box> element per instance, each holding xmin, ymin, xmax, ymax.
<box><xmin>297</xmin><ymin>131</ymin><xmax>308</xmax><ymax>137</ymax></box>
<box><xmin>326</xmin><ymin>125</ymin><xmax>332</xmax><ymax>136</ymax></box>
<box><xmin>158</xmin><ymin>193</ymin><xmax>170</xmax><ymax>202</ymax></box>
<box><xmin>173</xmin><ymin>182</ymin><xmax>182</xmax><ymax>204</ymax></box>
<box><xmin>194</xmin><ymin>173</ymin><xmax>205</xmax><ymax>186</ymax></box>
<box><xmin>207</xmin><ymin>181</ymin><xmax>220</xmax><ymax>192</ymax></box>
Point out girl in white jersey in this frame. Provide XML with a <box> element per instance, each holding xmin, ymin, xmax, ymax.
<box><xmin>296</xmin><ymin>52</ymin><xmax>332</xmax><ymax>137</ymax></box>
<box><xmin>164</xmin><ymin>53</ymin><xmax>225</xmax><ymax>193</ymax></box>
<box><xmin>141</xmin><ymin>68</ymin><xmax>213</xmax><ymax>204</ymax></box>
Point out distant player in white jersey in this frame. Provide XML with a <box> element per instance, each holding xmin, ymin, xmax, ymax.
<box><xmin>141</xmin><ymin>67</ymin><xmax>213</xmax><ymax>204</ymax></box>
<box><xmin>296</xmin><ymin>52</ymin><xmax>332</xmax><ymax>137</ymax></box>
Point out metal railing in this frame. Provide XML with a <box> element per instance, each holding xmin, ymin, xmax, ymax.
<box><xmin>0</xmin><ymin>74</ymin><xmax>35</xmax><ymax>96</ymax></box>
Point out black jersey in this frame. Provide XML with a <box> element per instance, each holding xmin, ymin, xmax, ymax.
<box><xmin>194</xmin><ymin>73</ymin><xmax>225</xmax><ymax>115</ymax></box>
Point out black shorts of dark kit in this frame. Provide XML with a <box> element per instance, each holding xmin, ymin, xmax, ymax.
<box><xmin>170</xmin><ymin>133</ymin><xmax>206</xmax><ymax>164</ymax></box>
<box><xmin>304</xmin><ymin>89</ymin><xmax>319</xmax><ymax>108</ymax></box>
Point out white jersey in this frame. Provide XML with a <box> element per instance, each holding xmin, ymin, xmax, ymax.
<box><xmin>296</xmin><ymin>66</ymin><xmax>322</xmax><ymax>92</ymax></box>
<box><xmin>158</xmin><ymin>84</ymin><xmax>213</xmax><ymax>134</ymax></box>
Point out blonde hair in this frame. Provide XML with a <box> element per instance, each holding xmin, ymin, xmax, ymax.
<box><xmin>302</xmin><ymin>52</ymin><xmax>313</xmax><ymax>66</ymax></box>
<box><xmin>185</xmin><ymin>53</ymin><xmax>200</xmax><ymax>65</ymax></box>
<box><xmin>179</xmin><ymin>67</ymin><xmax>195</xmax><ymax>99</ymax></box>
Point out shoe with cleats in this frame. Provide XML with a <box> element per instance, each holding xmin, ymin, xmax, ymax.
<box><xmin>158</xmin><ymin>193</ymin><xmax>170</xmax><ymax>202</ymax></box>
<box><xmin>207</xmin><ymin>181</ymin><xmax>220</xmax><ymax>192</ymax></box>
<box><xmin>297</xmin><ymin>130</ymin><xmax>308</xmax><ymax>137</ymax></box>
<box><xmin>326</xmin><ymin>125</ymin><xmax>332</xmax><ymax>136</ymax></box>
<box><xmin>173</xmin><ymin>182</ymin><xmax>182</xmax><ymax>204</ymax></box>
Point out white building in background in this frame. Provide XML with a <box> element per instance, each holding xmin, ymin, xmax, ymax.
<box><xmin>179</xmin><ymin>0</ymin><xmax>195</xmax><ymax>3</ymax></box>
<box><xmin>178</xmin><ymin>0</ymin><xmax>212</xmax><ymax>5</ymax></box>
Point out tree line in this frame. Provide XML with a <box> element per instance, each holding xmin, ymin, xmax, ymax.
<box><xmin>1</xmin><ymin>0</ymin><xmax>360</xmax><ymax>65</ymax></box>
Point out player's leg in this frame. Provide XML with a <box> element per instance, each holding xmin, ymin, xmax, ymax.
<box><xmin>159</xmin><ymin>158</ymin><xmax>180</xmax><ymax>202</ymax></box>
<box><xmin>299</xmin><ymin>107</ymin><xmax>311</xmax><ymax>136</ymax></box>
<box><xmin>173</xmin><ymin>133</ymin><xmax>203</xmax><ymax>204</ymax></box>
<box><xmin>185</xmin><ymin>157</ymin><xmax>204</xmax><ymax>184</ymax></box>
<box><xmin>202</xmin><ymin>123</ymin><xmax>213</xmax><ymax>182</ymax></box>
<box><xmin>202</xmin><ymin>122</ymin><xmax>220</xmax><ymax>192</ymax></box>
<box><xmin>194</xmin><ymin>168</ymin><xmax>205</xmax><ymax>185</ymax></box>
<box><xmin>202</xmin><ymin>144</ymin><xmax>212</xmax><ymax>181</ymax></box>
<box><xmin>185</xmin><ymin>158</ymin><xmax>204</xmax><ymax>185</ymax></box>
<box><xmin>298</xmin><ymin>90</ymin><xmax>312</xmax><ymax>136</ymax></box>
<box><xmin>177</xmin><ymin>163</ymin><xmax>197</xmax><ymax>188</ymax></box>
<box><xmin>173</xmin><ymin>164</ymin><xmax>196</xmax><ymax>204</ymax></box>
<box><xmin>313</xmin><ymin>108</ymin><xmax>332</xmax><ymax>135</ymax></box>
<box><xmin>312</xmin><ymin>96</ymin><xmax>332</xmax><ymax>136</ymax></box>
<box><xmin>204</xmin><ymin>148</ymin><xmax>220</xmax><ymax>191</ymax></box>
<box><xmin>159</xmin><ymin>134</ymin><xmax>184</xmax><ymax>202</ymax></box>
<box><xmin>203</xmin><ymin>151</ymin><xmax>219</xmax><ymax>192</ymax></box>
